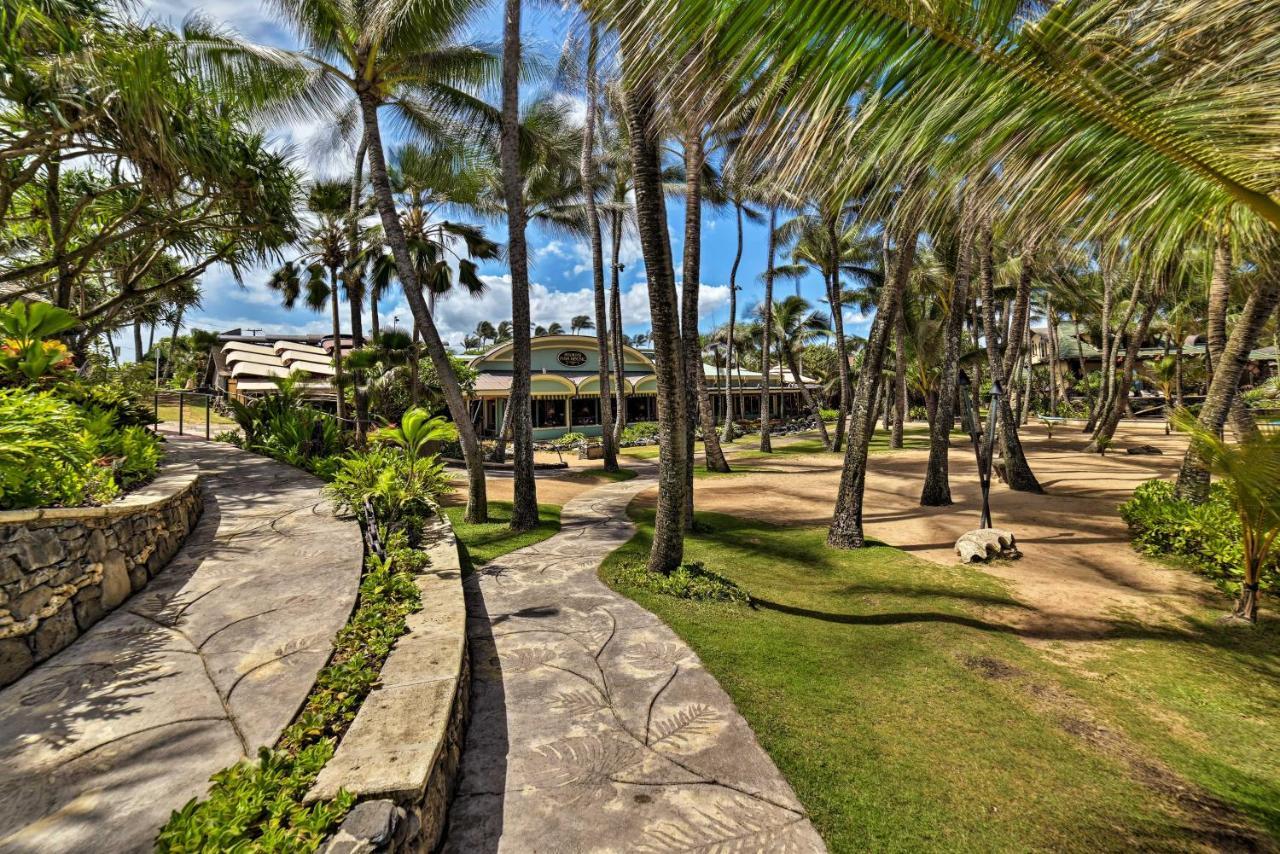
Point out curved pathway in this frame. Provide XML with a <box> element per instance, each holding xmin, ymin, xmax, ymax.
<box><xmin>0</xmin><ymin>438</ymin><xmax>364</xmax><ymax>853</ymax></box>
<box><xmin>445</xmin><ymin>475</ymin><xmax>825</xmax><ymax>853</ymax></box>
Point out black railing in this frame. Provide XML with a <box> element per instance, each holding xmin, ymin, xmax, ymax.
<box><xmin>152</xmin><ymin>390</ymin><xmax>217</xmax><ymax>440</ymax></box>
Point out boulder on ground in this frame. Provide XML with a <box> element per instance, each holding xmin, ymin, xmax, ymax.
<box><xmin>956</xmin><ymin>528</ymin><xmax>1020</xmax><ymax>563</ymax></box>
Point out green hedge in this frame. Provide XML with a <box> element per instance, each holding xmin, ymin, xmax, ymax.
<box><xmin>1118</xmin><ymin>479</ymin><xmax>1277</xmax><ymax>593</ymax></box>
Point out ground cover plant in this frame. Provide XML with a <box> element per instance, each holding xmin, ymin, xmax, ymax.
<box><xmin>601</xmin><ymin>507</ymin><xmax>1280</xmax><ymax>851</ymax></box>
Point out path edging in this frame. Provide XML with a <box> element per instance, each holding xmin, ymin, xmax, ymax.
<box><xmin>308</xmin><ymin>509</ymin><xmax>470</xmax><ymax>853</ymax></box>
<box><xmin>0</xmin><ymin>458</ymin><xmax>203</xmax><ymax>687</ymax></box>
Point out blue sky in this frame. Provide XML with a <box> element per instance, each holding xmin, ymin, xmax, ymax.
<box><xmin>132</xmin><ymin>0</ymin><xmax>871</xmax><ymax>355</ymax></box>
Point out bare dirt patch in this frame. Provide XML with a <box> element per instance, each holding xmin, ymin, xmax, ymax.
<box><xmin>685</xmin><ymin>421</ymin><xmax>1226</xmax><ymax>639</ymax></box>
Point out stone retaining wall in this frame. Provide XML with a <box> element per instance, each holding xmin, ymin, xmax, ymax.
<box><xmin>0</xmin><ymin>464</ymin><xmax>203</xmax><ymax>687</ymax></box>
<box><xmin>310</xmin><ymin>510</ymin><xmax>469</xmax><ymax>854</ymax></box>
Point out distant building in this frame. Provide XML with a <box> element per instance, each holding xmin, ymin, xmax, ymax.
<box><xmin>466</xmin><ymin>334</ymin><xmax>820</xmax><ymax>440</ymax></box>
<box><xmin>205</xmin><ymin>330</ymin><xmax>345</xmax><ymax>401</ymax></box>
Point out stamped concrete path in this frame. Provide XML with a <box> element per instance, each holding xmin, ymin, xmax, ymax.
<box><xmin>0</xmin><ymin>438</ymin><xmax>363</xmax><ymax>852</ymax></box>
<box><xmin>445</xmin><ymin>475</ymin><xmax>825</xmax><ymax>853</ymax></box>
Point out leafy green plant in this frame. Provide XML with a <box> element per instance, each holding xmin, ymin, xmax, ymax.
<box><xmin>1120</xmin><ymin>480</ymin><xmax>1277</xmax><ymax>603</ymax></box>
<box><xmin>1175</xmin><ymin>412</ymin><xmax>1280</xmax><ymax>622</ymax></box>
<box><xmin>608</xmin><ymin>560</ymin><xmax>751</xmax><ymax>605</ymax></box>
<box><xmin>0</xmin><ymin>301</ymin><xmax>77</xmax><ymax>385</ymax></box>
<box><xmin>620</xmin><ymin>421</ymin><xmax>660</xmax><ymax>445</ymax></box>
<box><xmin>0</xmin><ymin>388</ymin><xmax>118</xmax><ymax>509</ymax></box>
<box><xmin>213</xmin><ymin>430</ymin><xmax>243</xmax><ymax>447</ymax></box>
<box><xmin>370</xmin><ymin>407</ymin><xmax>455</xmax><ymax>489</ymax></box>
<box><xmin>325</xmin><ymin>445</ymin><xmax>453</xmax><ymax>532</ymax></box>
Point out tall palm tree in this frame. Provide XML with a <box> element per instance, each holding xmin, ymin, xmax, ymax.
<box><xmin>570</xmin><ymin>314</ymin><xmax>594</xmax><ymax>334</ymax></box>
<box><xmin>267</xmin><ymin>180</ymin><xmax>352</xmax><ymax>420</ymax></box>
<box><xmin>188</xmin><ymin>0</ymin><xmax>501</xmax><ymax>522</ymax></box>
<box><xmin>762</xmin><ymin>295</ymin><xmax>832</xmax><ymax>447</ymax></box>
<box><xmin>622</xmin><ymin>0</ymin><xmax>1280</xmax><ymax>514</ymax></box>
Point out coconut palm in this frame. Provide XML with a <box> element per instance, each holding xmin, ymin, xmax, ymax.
<box><xmin>1175</xmin><ymin>412</ymin><xmax>1280</xmax><ymax>623</ymax></box>
<box><xmin>267</xmin><ymin>180</ymin><xmax>354</xmax><ymax>420</ymax></box>
<box><xmin>762</xmin><ymin>295</ymin><xmax>833</xmax><ymax>447</ymax></box>
<box><xmin>635</xmin><ymin>0</ymin><xmax>1280</xmax><ymax>512</ymax></box>
<box><xmin>186</xmin><ymin>0</ymin><xmax>503</xmax><ymax>522</ymax></box>
<box><xmin>570</xmin><ymin>314</ymin><xmax>594</xmax><ymax>334</ymax></box>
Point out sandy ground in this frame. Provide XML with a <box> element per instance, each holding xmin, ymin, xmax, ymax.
<box><xmin>685</xmin><ymin>421</ymin><xmax>1217</xmax><ymax>641</ymax></box>
<box><xmin>453</xmin><ymin>421</ymin><xmax>1223</xmax><ymax>644</ymax></box>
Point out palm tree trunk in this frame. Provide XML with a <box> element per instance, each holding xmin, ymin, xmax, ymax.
<box><xmin>623</xmin><ymin>69</ymin><xmax>688</xmax><ymax>573</ymax></box>
<box><xmin>1088</xmin><ymin>289</ymin><xmax>1156</xmax><ymax>453</ymax></box>
<box><xmin>721</xmin><ymin>202</ymin><xmax>744</xmax><ymax>443</ymax></box>
<box><xmin>1085</xmin><ymin>274</ymin><xmax>1115</xmax><ymax>432</ymax></box>
<box><xmin>581</xmin><ymin>27</ymin><xmax>619</xmax><ymax>472</ymax></box>
<box><xmin>891</xmin><ymin>303</ymin><xmax>906</xmax><ymax>448</ymax></box>
<box><xmin>1047</xmin><ymin>299</ymin><xmax>1060</xmax><ymax>413</ymax></box>
<box><xmin>1206</xmin><ymin>230</ymin><xmax>1259</xmax><ymax>441</ymax></box>
<box><xmin>500</xmin><ymin>0</ymin><xmax>539</xmax><ymax>531</ymax></box>
<box><xmin>356</xmin><ymin>85</ymin><xmax>487</xmax><ymax>523</ymax></box>
<box><xmin>329</xmin><ymin>267</ymin><xmax>348</xmax><ymax>422</ymax></box>
<box><xmin>829</xmin><ymin>226</ymin><xmax>916</xmax><ymax>548</ymax></box>
<box><xmin>759</xmin><ymin>205</ymin><xmax>777</xmax><ymax>452</ymax></box>
<box><xmin>828</xmin><ymin>218</ymin><xmax>852</xmax><ymax>453</ymax></box>
<box><xmin>167</xmin><ymin>307</ymin><xmax>183</xmax><ymax>379</ymax></box>
<box><xmin>921</xmin><ymin>223</ymin><xmax>972</xmax><ymax>505</ymax></box>
<box><xmin>609</xmin><ymin>212</ymin><xmax>627</xmax><ymax>445</ymax></box>
<box><xmin>370</xmin><ymin>298</ymin><xmax>380</xmax><ymax>340</ymax></box>
<box><xmin>409</xmin><ymin>321</ymin><xmax>420</xmax><ymax>407</ymax></box>
<box><xmin>978</xmin><ymin>222</ymin><xmax>1042</xmax><ymax>492</ymax></box>
<box><xmin>1174</xmin><ymin>333</ymin><xmax>1185</xmax><ymax>407</ymax></box>
<box><xmin>681</xmin><ymin>132</ymin><xmax>729</xmax><ymax>479</ymax></box>
<box><xmin>1175</xmin><ymin>277</ymin><xmax>1280</xmax><ymax>502</ymax></box>
<box><xmin>133</xmin><ymin>320</ymin><xmax>144</xmax><ymax>363</ymax></box>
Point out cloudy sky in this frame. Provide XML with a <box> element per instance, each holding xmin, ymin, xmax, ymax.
<box><xmin>133</xmin><ymin>0</ymin><xmax>872</xmax><ymax>354</ymax></box>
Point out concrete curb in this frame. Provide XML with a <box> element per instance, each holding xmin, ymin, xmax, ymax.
<box><xmin>309</xmin><ymin>509</ymin><xmax>469</xmax><ymax>853</ymax></box>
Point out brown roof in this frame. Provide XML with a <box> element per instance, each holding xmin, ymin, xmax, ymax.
<box><xmin>474</xmin><ymin>374</ymin><xmax>513</xmax><ymax>391</ymax></box>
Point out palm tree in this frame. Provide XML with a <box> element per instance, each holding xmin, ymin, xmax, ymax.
<box><xmin>1176</xmin><ymin>412</ymin><xmax>1280</xmax><ymax>623</ymax></box>
<box><xmin>267</xmin><ymin>180</ymin><xmax>353</xmax><ymax>420</ymax></box>
<box><xmin>764</xmin><ymin>295</ymin><xmax>833</xmax><ymax>448</ymax></box>
<box><xmin>570</xmin><ymin>314</ymin><xmax>594</xmax><ymax>334</ymax></box>
<box><xmin>620</xmin><ymin>60</ymin><xmax>689</xmax><ymax>573</ymax></box>
<box><xmin>188</xmin><ymin>0</ymin><xmax>501</xmax><ymax>522</ymax></box>
<box><xmin>622</xmin><ymin>0</ymin><xmax>1280</xmax><ymax>514</ymax></box>
<box><xmin>475</xmin><ymin>321</ymin><xmax>497</xmax><ymax>348</ymax></box>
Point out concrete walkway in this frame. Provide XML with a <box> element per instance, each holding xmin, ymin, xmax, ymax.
<box><xmin>0</xmin><ymin>438</ymin><xmax>364</xmax><ymax>852</ymax></box>
<box><xmin>445</xmin><ymin>475</ymin><xmax>825</xmax><ymax>853</ymax></box>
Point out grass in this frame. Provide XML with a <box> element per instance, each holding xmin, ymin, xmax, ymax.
<box><xmin>563</xmin><ymin>467</ymin><xmax>638</xmax><ymax>483</ymax></box>
<box><xmin>443</xmin><ymin>500</ymin><xmax>561</xmax><ymax>566</ymax></box>
<box><xmin>600</xmin><ymin>508</ymin><xmax>1280</xmax><ymax>852</ymax></box>
<box><xmin>155</xmin><ymin>403</ymin><xmax>235</xmax><ymax>428</ymax></box>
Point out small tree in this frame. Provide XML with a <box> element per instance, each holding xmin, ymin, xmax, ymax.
<box><xmin>1176</xmin><ymin>411</ymin><xmax>1280</xmax><ymax>623</ymax></box>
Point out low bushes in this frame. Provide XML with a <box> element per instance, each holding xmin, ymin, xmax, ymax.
<box><xmin>620</xmin><ymin>421</ymin><xmax>660</xmax><ymax>446</ymax></box>
<box><xmin>0</xmin><ymin>387</ymin><xmax>161</xmax><ymax>509</ymax></box>
<box><xmin>1119</xmin><ymin>479</ymin><xmax>1277</xmax><ymax>592</ymax></box>
<box><xmin>0</xmin><ymin>302</ymin><xmax>163</xmax><ymax>510</ymax></box>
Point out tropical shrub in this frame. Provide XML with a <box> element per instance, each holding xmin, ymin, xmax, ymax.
<box><xmin>0</xmin><ymin>388</ymin><xmax>119</xmax><ymax>509</ymax></box>
<box><xmin>908</xmin><ymin>405</ymin><xmax>927</xmax><ymax>421</ymax></box>
<box><xmin>225</xmin><ymin>374</ymin><xmax>345</xmax><ymax>474</ymax></box>
<box><xmin>1119</xmin><ymin>479</ymin><xmax>1277</xmax><ymax>594</ymax></box>
<box><xmin>0</xmin><ymin>301</ymin><xmax>77</xmax><ymax>386</ymax></box>
<box><xmin>820</xmin><ymin>407</ymin><xmax>840</xmax><ymax>422</ymax></box>
<box><xmin>620</xmin><ymin>421</ymin><xmax>660</xmax><ymax>445</ymax></box>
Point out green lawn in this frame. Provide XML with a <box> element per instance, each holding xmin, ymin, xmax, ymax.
<box><xmin>563</xmin><ymin>467</ymin><xmax>638</xmax><ymax>483</ymax></box>
<box><xmin>600</xmin><ymin>508</ymin><xmax>1280</xmax><ymax>852</ymax></box>
<box><xmin>155</xmin><ymin>403</ymin><xmax>235</xmax><ymax>428</ymax></box>
<box><xmin>443</xmin><ymin>500</ymin><xmax>560</xmax><ymax>567</ymax></box>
